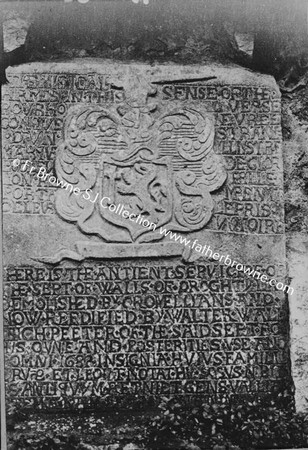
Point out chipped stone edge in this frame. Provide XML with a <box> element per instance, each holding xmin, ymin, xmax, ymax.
<box><xmin>4</xmin><ymin>59</ymin><xmax>280</xmax><ymax>95</ymax></box>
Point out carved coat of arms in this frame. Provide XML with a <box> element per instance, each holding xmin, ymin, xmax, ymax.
<box><xmin>54</xmin><ymin>78</ymin><xmax>226</xmax><ymax>250</ymax></box>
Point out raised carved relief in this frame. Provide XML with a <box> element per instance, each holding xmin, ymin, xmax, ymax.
<box><xmin>55</xmin><ymin>88</ymin><xmax>226</xmax><ymax>246</ymax></box>
<box><xmin>3</xmin><ymin>67</ymin><xmax>287</xmax><ymax>410</ymax></box>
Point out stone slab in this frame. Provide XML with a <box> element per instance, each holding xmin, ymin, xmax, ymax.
<box><xmin>1</xmin><ymin>61</ymin><xmax>289</xmax><ymax>410</ymax></box>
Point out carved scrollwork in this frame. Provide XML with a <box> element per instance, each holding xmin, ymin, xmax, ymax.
<box><xmin>200</xmin><ymin>153</ymin><xmax>227</xmax><ymax>192</ymax></box>
<box><xmin>55</xmin><ymin>107</ymin><xmax>130</xmax><ymax>237</ymax></box>
<box><xmin>157</xmin><ymin>107</ymin><xmax>226</xmax><ymax>230</ymax></box>
<box><xmin>55</xmin><ymin>99</ymin><xmax>226</xmax><ymax>242</ymax></box>
<box><xmin>159</xmin><ymin>109</ymin><xmax>214</xmax><ymax>161</ymax></box>
<box><xmin>174</xmin><ymin>171</ymin><xmax>213</xmax><ymax>230</ymax></box>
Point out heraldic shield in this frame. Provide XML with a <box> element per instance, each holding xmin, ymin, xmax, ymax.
<box><xmin>99</xmin><ymin>153</ymin><xmax>173</xmax><ymax>241</ymax></box>
<box><xmin>54</xmin><ymin>102</ymin><xmax>226</xmax><ymax>245</ymax></box>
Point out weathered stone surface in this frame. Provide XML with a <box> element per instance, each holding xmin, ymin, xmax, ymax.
<box><xmin>281</xmin><ymin>87</ymin><xmax>308</xmax><ymax>413</ymax></box>
<box><xmin>282</xmin><ymin>97</ymin><xmax>308</xmax><ymax>234</ymax></box>
<box><xmin>122</xmin><ymin>444</ymin><xmax>140</xmax><ymax>450</ymax></box>
<box><xmin>2</xmin><ymin>61</ymin><xmax>289</xmax><ymax>411</ymax></box>
<box><xmin>2</xmin><ymin>9</ymin><xmax>31</xmax><ymax>52</ymax></box>
<box><xmin>288</xmin><ymin>233</ymin><xmax>308</xmax><ymax>412</ymax></box>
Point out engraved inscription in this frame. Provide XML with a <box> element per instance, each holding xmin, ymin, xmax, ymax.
<box><xmin>2</xmin><ymin>65</ymin><xmax>287</xmax><ymax>410</ymax></box>
<box><xmin>4</xmin><ymin>263</ymin><xmax>288</xmax><ymax>409</ymax></box>
<box><xmin>2</xmin><ymin>73</ymin><xmax>283</xmax><ymax>237</ymax></box>
<box><xmin>161</xmin><ymin>84</ymin><xmax>284</xmax><ymax>235</ymax></box>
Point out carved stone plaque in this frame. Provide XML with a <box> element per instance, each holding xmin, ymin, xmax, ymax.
<box><xmin>2</xmin><ymin>62</ymin><xmax>289</xmax><ymax>410</ymax></box>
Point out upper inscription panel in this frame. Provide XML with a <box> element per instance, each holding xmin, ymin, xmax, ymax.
<box><xmin>2</xmin><ymin>63</ymin><xmax>283</xmax><ymax>253</ymax></box>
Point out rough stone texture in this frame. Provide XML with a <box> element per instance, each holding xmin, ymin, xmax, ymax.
<box><xmin>2</xmin><ymin>0</ymin><xmax>307</xmax><ymax>81</ymax></box>
<box><xmin>282</xmin><ymin>87</ymin><xmax>308</xmax><ymax>234</ymax></box>
<box><xmin>2</xmin><ymin>10</ymin><xmax>31</xmax><ymax>53</ymax></box>
<box><xmin>234</xmin><ymin>33</ymin><xmax>254</xmax><ymax>56</ymax></box>
<box><xmin>2</xmin><ymin>61</ymin><xmax>290</xmax><ymax>412</ymax></box>
<box><xmin>288</xmin><ymin>233</ymin><xmax>308</xmax><ymax>412</ymax></box>
<box><xmin>0</xmin><ymin>9</ymin><xmax>308</xmax><ymax>450</ymax></box>
<box><xmin>1</xmin><ymin>1</ymin><xmax>248</xmax><ymax>66</ymax></box>
<box><xmin>280</xmin><ymin>83</ymin><xmax>308</xmax><ymax>412</ymax></box>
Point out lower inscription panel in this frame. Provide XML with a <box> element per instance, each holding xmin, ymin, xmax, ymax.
<box><xmin>4</xmin><ymin>262</ymin><xmax>289</xmax><ymax>410</ymax></box>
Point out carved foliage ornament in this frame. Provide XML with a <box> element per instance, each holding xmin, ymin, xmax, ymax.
<box><xmin>55</xmin><ymin>99</ymin><xmax>226</xmax><ymax>243</ymax></box>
